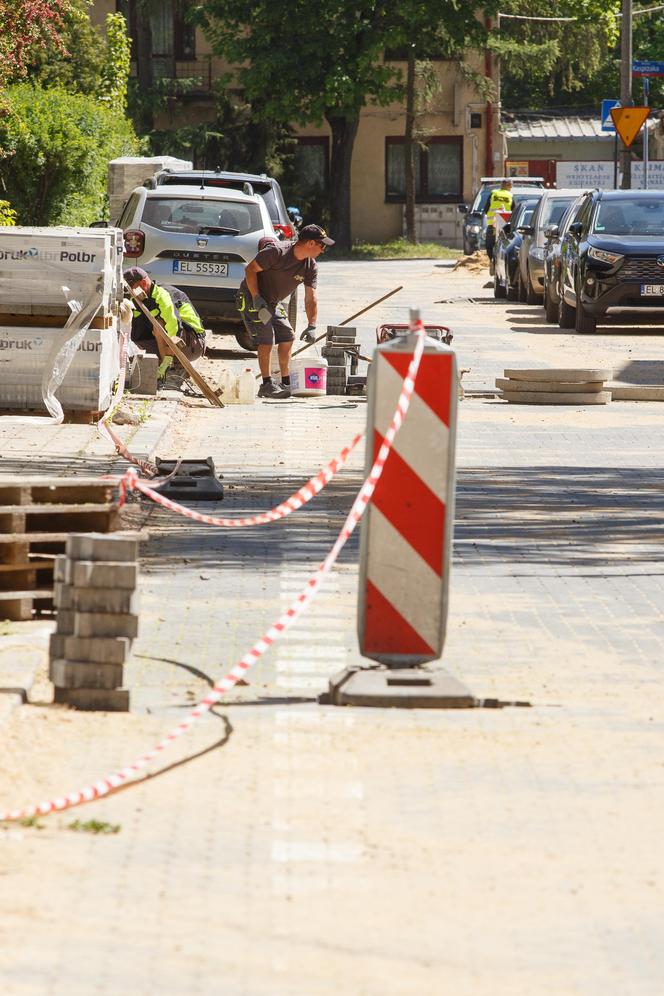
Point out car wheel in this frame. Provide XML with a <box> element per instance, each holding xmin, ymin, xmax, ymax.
<box><xmin>525</xmin><ymin>272</ymin><xmax>544</xmax><ymax>306</ymax></box>
<box><xmin>558</xmin><ymin>291</ymin><xmax>576</xmax><ymax>329</ymax></box>
<box><xmin>234</xmin><ymin>326</ymin><xmax>257</xmax><ymax>352</ymax></box>
<box><xmin>544</xmin><ymin>287</ymin><xmax>558</xmax><ymax>323</ymax></box>
<box><xmin>517</xmin><ymin>272</ymin><xmax>527</xmax><ymax>303</ymax></box>
<box><xmin>575</xmin><ymin>297</ymin><xmax>597</xmax><ymax>333</ymax></box>
<box><xmin>493</xmin><ymin>268</ymin><xmax>506</xmax><ymax>299</ymax></box>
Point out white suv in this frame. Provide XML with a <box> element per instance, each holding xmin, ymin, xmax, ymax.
<box><xmin>117</xmin><ymin>183</ymin><xmax>284</xmax><ymax>348</ymax></box>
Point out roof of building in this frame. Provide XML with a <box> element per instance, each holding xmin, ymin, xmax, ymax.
<box><xmin>503</xmin><ymin>116</ymin><xmax>611</xmax><ymax>142</ymax></box>
<box><xmin>504</xmin><ymin>113</ymin><xmax>658</xmax><ymax>143</ymax></box>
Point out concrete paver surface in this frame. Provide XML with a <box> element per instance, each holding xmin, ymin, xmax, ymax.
<box><xmin>0</xmin><ymin>260</ymin><xmax>663</xmax><ymax>994</ymax></box>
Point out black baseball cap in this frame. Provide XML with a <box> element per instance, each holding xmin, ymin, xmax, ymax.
<box><xmin>123</xmin><ymin>266</ymin><xmax>151</xmax><ymax>286</ymax></box>
<box><xmin>298</xmin><ymin>224</ymin><xmax>335</xmax><ymax>246</ymax></box>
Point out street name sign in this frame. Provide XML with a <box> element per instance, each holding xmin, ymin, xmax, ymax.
<box><xmin>610</xmin><ymin>106</ymin><xmax>651</xmax><ymax>147</ymax></box>
<box><xmin>633</xmin><ymin>60</ymin><xmax>664</xmax><ymax>77</ymax></box>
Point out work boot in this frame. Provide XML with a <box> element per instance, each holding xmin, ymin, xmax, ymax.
<box><xmin>257</xmin><ymin>380</ymin><xmax>290</xmax><ymax>399</ymax></box>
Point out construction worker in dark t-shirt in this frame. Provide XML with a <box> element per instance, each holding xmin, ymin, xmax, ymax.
<box><xmin>238</xmin><ymin>224</ymin><xmax>334</xmax><ymax>398</ymax></box>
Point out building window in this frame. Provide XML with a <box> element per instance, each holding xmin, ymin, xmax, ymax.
<box><xmin>116</xmin><ymin>0</ymin><xmax>195</xmax><ymax>67</ymax></box>
<box><xmin>385</xmin><ymin>137</ymin><xmax>462</xmax><ymax>202</ymax></box>
<box><xmin>295</xmin><ymin>138</ymin><xmax>329</xmax><ymax>198</ymax></box>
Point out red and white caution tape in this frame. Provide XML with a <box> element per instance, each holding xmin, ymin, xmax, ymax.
<box><xmin>117</xmin><ymin>431</ymin><xmax>363</xmax><ymax>527</ymax></box>
<box><xmin>0</xmin><ymin>319</ymin><xmax>426</xmax><ymax>822</ymax></box>
<box><xmin>97</xmin><ymin>308</ymin><xmax>159</xmax><ymax>478</ymax></box>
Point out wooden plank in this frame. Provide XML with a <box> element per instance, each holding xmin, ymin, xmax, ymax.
<box><xmin>0</xmin><ymin>476</ymin><xmax>121</xmax><ymax>489</ymax></box>
<box><xmin>0</xmin><ymin>503</ymin><xmax>118</xmax><ymax>515</ymax></box>
<box><xmin>127</xmin><ymin>285</ymin><xmax>224</xmax><ymax>408</ymax></box>
<box><xmin>0</xmin><ymin>313</ymin><xmax>115</xmax><ymax>329</ymax></box>
<box><xmin>0</xmin><ymin>561</ymin><xmax>54</xmax><ymax>573</ymax></box>
<box><xmin>0</xmin><ymin>589</ymin><xmax>53</xmax><ymax>600</ymax></box>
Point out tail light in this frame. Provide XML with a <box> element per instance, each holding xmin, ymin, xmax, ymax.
<box><xmin>123</xmin><ymin>230</ymin><xmax>145</xmax><ymax>257</ymax></box>
<box><xmin>274</xmin><ymin>223</ymin><xmax>294</xmax><ymax>240</ymax></box>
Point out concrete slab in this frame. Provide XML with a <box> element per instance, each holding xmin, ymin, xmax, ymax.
<box><xmin>326</xmin><ymin>665</ymin><xmax>477</xmax><ymax>708</ymax></box>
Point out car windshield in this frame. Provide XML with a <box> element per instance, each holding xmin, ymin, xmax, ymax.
<box><xmin>142</xmin><ymin>197</ymin><xmax>263</xmax><ymax>235</ymax></box>
<box><xmin>470</xmin><ymin>186</ymin><xmax>542</xmax><ymax>214</ymax></box>
<box><xmin>593</xmin><ymin>197</ymin><xmax>664</xmax><ymax>236</ymax></box>
<box><xmin>539</xmin><ymin>197</ymin><xmax>574</xmax><ymax>230</ymax></box>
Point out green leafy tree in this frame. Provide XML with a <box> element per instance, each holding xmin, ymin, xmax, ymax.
<box><xmin>495</xmin><ymin>2</ymin><xmax>620</xmax><ymax>109</ymax></box>
<box><xmin>197</xmin><ymin>0</ymin><xmax>489</xmax><ymax>249</ymax></box>
<box><xmin>0</xmin><ymin>83</ymin><xmax>139</xmax><ymax>225</ymax></box>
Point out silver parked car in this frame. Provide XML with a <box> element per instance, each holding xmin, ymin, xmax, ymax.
<box><xmin>117</xmin><ymin>182</ymin><xmax>288</xmax><ymax>350</ymax></box>
<box><xmin>516</xmin><ymin>189</ymin><xmax>580</xmax><ymax>305</ymax></box>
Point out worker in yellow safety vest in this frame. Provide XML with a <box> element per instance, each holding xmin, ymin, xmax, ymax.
<box><xmin>485</xmin><ymin>180</ymin><xmax>513</xmax><ymax>261</ymax></box>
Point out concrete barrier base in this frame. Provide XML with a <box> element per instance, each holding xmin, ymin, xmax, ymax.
<box><xmin>323</xmin><ymin>665</ymin><xmax>476</xmax><ymax>709</ymax></box>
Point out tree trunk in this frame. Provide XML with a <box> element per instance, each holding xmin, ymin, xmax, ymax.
<box><xmin>405</xmin><ymin>47</ymin><xmax>417</xmax><ymax>243</ymax></box>
<box><xmin>134</xmin><ymin>0</ymin><xmax>154</xmax><ymax>132</ymax></box>
<box><xmin>325</xmin><ymin>112</ymin><xmax>359</xmax><ymax>252</ymax></box>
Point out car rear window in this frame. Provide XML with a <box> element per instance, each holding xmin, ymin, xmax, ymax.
<box><xmin>142</xmin><ymin>197</ymin><xmax>263</xmax><ymax>235</ymax></box>
<box><xmin>158</xmin><ymin>175</ymin><xmax>281</xmax><ymax>223</ymax></box>
<box><xmin>594</xmin><ymin>197</ymin><xmax>664</xmax><ymax>236</ymax></box>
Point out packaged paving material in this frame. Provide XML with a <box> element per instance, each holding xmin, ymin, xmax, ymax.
<box><xmin>108</xmin><ymin>155</ymin><xmax>193</xmax><ymax>223</ymax></box>
<box><xmin>0</xmin><ymin>226</ymin><xmax>123</xmax><ymax>316</ymax></box>
<box><xmin>0</xmin><ymin>325</ymin><xmax>120</xmax><ymax>411</ymax></box>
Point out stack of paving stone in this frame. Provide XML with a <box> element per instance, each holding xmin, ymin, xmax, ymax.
<box><xmin>49</xmin><ymin>533</ymin><xmax>139</xmax><ymax>711</ymax></box>
<box><xmin>322</xmin><ymin>325</ymin><xmax>358</xmax><ymax>395</ymax></box>
<box><xmin>496</xmin><ymin>368</ymin><xmax>613</xmax><ymax>405</ymax></box>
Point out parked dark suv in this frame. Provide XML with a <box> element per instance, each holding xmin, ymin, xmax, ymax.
<box><xmin>559</xmin><ymin>189</ymin><xmax>664</xmax><ymax>332</ymax></box>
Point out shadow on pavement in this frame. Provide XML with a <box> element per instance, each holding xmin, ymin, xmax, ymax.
<box><xmin>455</xmin><ymin>466</ymin><xmax>664</xmax><ymax>567</ymax></box>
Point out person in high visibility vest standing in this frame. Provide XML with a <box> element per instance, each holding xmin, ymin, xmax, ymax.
<box><xmin>485</xmin><ymin>179</ymin><xmax>513</xmax><ymax>262</ymax></box>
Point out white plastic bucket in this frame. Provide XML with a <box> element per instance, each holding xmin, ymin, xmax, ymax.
<box><xmin>290</xmin><ymin>355</ymin><xmax>328</xmax><ymax>397</ymax></box>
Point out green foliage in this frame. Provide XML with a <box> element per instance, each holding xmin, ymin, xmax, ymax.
<box><xmin>68</xmin><ymin>819</ymin><xmax>121</xmax><ymax>834</ymax></box>
<box><xmin>26</xmin><ymin>0</ymin><xmax>106</xmax><ymax>95</ymax></box>
<box><xmin>27</xmin><ymin>3</ymin><xmax>132</xmax><ymax>112</ymax></box>
<box><xmin>333</xmin><ymin>238</ymin><xmax>461</xmax><ymax>260</ymax></box>
<box><xmin>0</xmin><ymin>200</ymin><xmax>17</xmax><ymax>225</ymax></box>
<box><xmin>0</xmin><ymin>83</ymin><xmax>140</xmax><ymax>225</ymax></box>
<box><xmin>99</xmin><ymin>13</ymin><xmax>132</xmax><ymax>114</ymax></box>
<box><xmin>496</xmin><ymin>1</ymin><xmax>620</xmax><ymax>109</ymax></box>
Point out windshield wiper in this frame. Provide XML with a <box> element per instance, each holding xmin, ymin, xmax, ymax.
<box><xmin>198</xmin><ymin>225</ymin><xmax>240</xmax><ymax>236</ymax></box>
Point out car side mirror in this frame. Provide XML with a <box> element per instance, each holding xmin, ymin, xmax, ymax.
<box><xmin>287</xmin><ymin>206</ymin><xmax>303</xmax><ymax>228</ymax></box>
<box><xmin>569</xmin><ymin>222</ymin><xmax>583</xmax><ymax>237</ymax></box>
<box><xmin>544</xmin><ymin>224</ymin><xmax>559</xmax><ymax>240</ymax></box>
<box><xmin>458</xmin><ymin>203</ymin><xmax>469</xmax><ymax>214</ymax></box>
<box><xmin>517</xmin><ymin>225</ymin><xmax>533</xmax><ymax>236</ymax></box>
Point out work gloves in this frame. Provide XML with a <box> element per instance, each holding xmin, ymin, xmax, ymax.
<box><xmin>300</xmin><ymin>324</ymin><xmax>316</xmax><ymax>343</ymax></box>
<box><xmin>253</xmin><ymin>295</ymin><xmax>272</xmax><ymax>325</ymax></box>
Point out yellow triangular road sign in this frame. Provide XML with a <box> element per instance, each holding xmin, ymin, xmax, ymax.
<box><xmin>610</xmin><ymin>106</ymin><xmax>651</xmax><ymax>147</ymax></box>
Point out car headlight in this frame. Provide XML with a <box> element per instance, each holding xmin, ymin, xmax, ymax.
<box><xmin>588</xmin><ymin>246</ymin><xmax>624</xmax><ymax>265</ymax></box>
<box><xmin>467</xmin><ymin>224</ymin><xmax>481</xmax><ymax>234</ymax></box>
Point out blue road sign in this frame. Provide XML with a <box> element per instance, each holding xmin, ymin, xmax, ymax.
<box><xmin>601</xmin><ymin>99</ymin><xmax>619</xmax><ymax>133</ymax></box>
<box><xmin>633</xmin><ymin>60</ymin><xmax>664</xmax><ymax>77</ymax></box>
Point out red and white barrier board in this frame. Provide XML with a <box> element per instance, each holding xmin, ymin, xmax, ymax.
<box><xmin>357</xmin><ymin>331</ymin><xmax>457</xmax><ymax>666</ymax></box>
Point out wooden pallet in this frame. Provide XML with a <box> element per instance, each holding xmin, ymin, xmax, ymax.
<box><xmin>0</xmin><ymin>477</ymin><xmax>122</xmax><ymax>621</ymax></box>
<box><xmin>0</xmin><ymin>408</ymin><xmax>105</xmax><ymax>424</ymax></box>
<box><xmin>0</xmin><ymin>312</ymin><xmax>116</xmax><ymax>329</ymax></box>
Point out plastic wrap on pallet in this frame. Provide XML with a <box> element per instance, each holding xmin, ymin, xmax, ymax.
<box><xmin>0</xmin><ymin>227</ymin><xmax>121</xmax><ymax>314</ymax></box>
<box><xmin>0</xmin><ymin>322</ymin><xmax>119</xmax><ymax>411</ymax></box>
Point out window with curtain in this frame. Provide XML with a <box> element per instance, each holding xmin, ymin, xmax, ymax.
<box><xmin>385</xmin><ymin>137</ymin><xmax>463</xmax><ymax>202</ymax></box>
<box><xmin>295</xmin><ymin>139</ymin><xmax>329</xmax><ymax>197</ymax></box>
